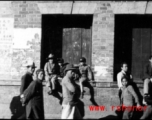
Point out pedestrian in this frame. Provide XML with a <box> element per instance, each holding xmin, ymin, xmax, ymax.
<box><xmin>78</xmin><ymin>57</ymin><xmax>94</xmax><ymax>99</ymax></box>
<box><xmin>21</xmin><ymin>69</ymin><xmax>45</xmax><ymax>119</ymax></box>
<box><xmin>57</xmin><ymin>58</ymin><xmax>69</xmax><ymax>80</ymax></box>
<box><xmin>117</xmin><ymin>62</ymin><xmax>133</xmax><ymax>104</ymax></box>
<box><xmin>19</xmin><ymin>59</ymin><xmax>36</xmax><ymax>119</ymax></box>
<box><xmin>61</xmin><ymin>64</ymin><xmax>82</xmax><ymax>119</ymax></box>
<box><xmin>121</xmin><ymin>76</ymin><xmax>141</xmax><ymax>119</ymax></box>
<box><xmin>44</xmin><ymin>53</ymin><xmax>60</xmax><ymax>95</ymax></box>
<box><xmin>20</xmin><ymin>59</ymin><xmax>36</xmax><ymax>105</ymax></box>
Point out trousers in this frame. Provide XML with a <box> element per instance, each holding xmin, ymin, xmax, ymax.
<box><xmin>61</xmin><ymin>103</ymin><xmax>82</xmax><ymax>119</ymax></box>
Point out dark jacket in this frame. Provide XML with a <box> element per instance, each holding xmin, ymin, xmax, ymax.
<box><xmin>59</xmin><ymin>63</ymin><xmax>69</xmax><ymax>78</ymax></box>
<box><xmin>20</xmin><ymin>72</ymin><xmax>33</xmax><ymax>95</ymax></box>
<box><xmin>22</xmin><ymin>80</ymin><xmax>44</xmax><ymax>119</ymax></box>
<box><xmin>143</xmin><ymin>62</ymin><xmax>152</xmax><ymax>80</ymax></box>
<box><xmin>79</xmin><ymin>64</ymin><xmax>94</xmax><ymax>80</ymax></box>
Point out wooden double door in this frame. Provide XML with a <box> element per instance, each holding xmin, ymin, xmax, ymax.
<box><xmin>62</xmin><ymin>28</ymin><xmax>92</xmax><ymax>66</ymax></box>
<box><xmin>132</xmin><ymin>29</ymin><xmax>152</xmax><ymax>80</ymax></box>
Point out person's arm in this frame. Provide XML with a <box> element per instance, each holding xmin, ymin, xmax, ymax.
<box><xmin>128</xmin><ymin>85</ymin><xmax>140</xmax><ymax>105</ymax></box>
<box><xmin>44</xmin><ymin>63</ymin><xmax>49</xmax><ymax>76</ymax></box>
<box><xmin>20</xmin><ymin>75</ymin><xmax>27</xmax><ymax>95</ymax></box>
<box><xmin>143</xmin><ymin>78</ymin><xmax>150</xmax><ymax>94</ymax></box>
<box><xmin>87</xmin><ymin>66</ymin><xmax>94</xmax><ymax>81</ymax></box>
<box><xmin>117</xmin><ymin>73</ymin><xmax>122</xmax><ymax>89</ymax></box>
<box><xmin>130</xmin><ymin>74</ymin><xmax>133</xmax><ymax>82</ymax></box>
<box><xmin>22</xmin><ymin>81</ymin><xmax>37</xmax><ymax>104</ymax></box>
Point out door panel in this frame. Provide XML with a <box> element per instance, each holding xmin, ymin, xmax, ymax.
<box><xmin>62</xmin><ymin>28</ymin><xmax>73</xmax><ymax>64</ymax></box>
<box><xmin>71</xmin><ymin>28</ymin><xmax>82</xmax><ymax>64</ymax></box>
<box><xmin>132</xmin><ymin>29</ymin><xmax>142</xmax><ymax>79</ymax></box>
<box><xmin>132</xmin><ymin>28</ymin><xmax>151</xmax><ymax>80</ymax></box>
<box><xmin>62</xmin><ymin>27</ymin><xmax>92</xmax><ymax>65</ymax></box>
<box><xmin>141</xmin><ymin>29</ymin><xmax>151</xmax><ymax>77</ymax></box>
<box><xmin>82</xmin><ymin>28</ymin><xmax>92</xmax><ymax>66</ymax></box>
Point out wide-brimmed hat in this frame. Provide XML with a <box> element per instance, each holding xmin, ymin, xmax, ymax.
<box><xmin>47</xmin><ymin>53</ymin><xmax>54</xmax><ymax>60</ymax></box>
<box><xmin>64</xmin><ymin>64</ymin><xmax>76</xmax><ymax>73</ymax></box>
<box><xmin>22</xmin><ymin>59</ymin><xmax>36</xmax><ymax>68</ymax></box>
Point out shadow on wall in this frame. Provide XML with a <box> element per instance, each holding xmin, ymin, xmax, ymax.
<box><xmin>10</xmin><ymin>95</ymin><xmax>26</xmax><ymax>119</ymax></box>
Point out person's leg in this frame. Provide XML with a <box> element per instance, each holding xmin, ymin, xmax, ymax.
<box><xmin>118</xmin><ymin>89</ymin><xmax>122</xmax><ymax>105</ymax></box>
<box><xmin>140</xmin><ymin>105</ymin><xmax>152</xmax><ymax>119</ymax></box>
<box><xmin>61</xmin><ymin>104</ymin><xmax>72</xmax><ymax>119</ymax></box>
<box><xmin>74</xmin><ymin>106</ymin><xmax>82</xmax><ymax>119</ymax></box>
<box><xmin>47</xmin><ymin>76</ymin><xmax>53</xmax><ymax>95</ymax></box>
<box><xmin>122</xmin><ymin>109</ymin><xmax>133</xmax><ymax>119</ymax></box>
<box><xmin>79</xmin><ymin>78</ymin><xmax>85</xmax><ymax>99</ymax></box>
<box><xmin>32</xmin><ymin>105</ymin><xmax>44</xmax><ymax>119</ymax></box>
<box><xmin>84</xmin><ymin>81</ymin><xmax>98</xmax><ymax>106</ymax></box>
<box><xmin>51</xmin><ymin>75</ymin><xmax>57</xmax><ymax>91</ymax></box>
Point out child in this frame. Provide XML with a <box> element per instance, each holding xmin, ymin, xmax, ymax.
<box><xmin>121</xmin><ymin>76</ymin><xmax>141</xmax><ymax>119</ymax></box>
<box><xmin>78</xmin><ymin>57</ymin><xmax>94</xmax><ymax>99</ymax></box>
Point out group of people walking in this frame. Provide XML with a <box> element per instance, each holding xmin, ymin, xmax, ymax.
<box><xmin>117</xmin><ymin>55</ymin><xmax>152</xmax><ymax>119</ymax></box>
<box><xmin>19</xmin><ymin>53</ymin><xmax>94</xmax><ymax>119</ymax></box>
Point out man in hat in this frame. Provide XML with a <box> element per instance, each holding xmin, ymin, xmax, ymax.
<box><xmin>78</xmin><ymin>57</ymin><xmax>94</xmax><ymax>99</ymax></box>
<box><xmin>44</xmin><ymin>53</ymin><xmax>60</xmax><ymax>95</ymax></box>
<box><xmin>20</xmin><ymin>59</ymin><xmax>36</xmax><ymax>104</ymax></box>
<box><xmin>19</xmin><ymin>59</ymin><xmax>36</xmax><ymax>119</ymax></box>
<box><xmin>61</xmin><ymin>64</ymin><xmax>82</xmax><ymax>119</ymax></box>
<box><xmin>21</xmin><ymin>69</ymin><xmax>44</xmax><ymax>119</ymax></box>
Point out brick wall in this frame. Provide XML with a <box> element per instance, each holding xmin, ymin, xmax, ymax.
<box><xmin>92</xmin><ymin>2</ymin><xmax>114</xmax><ymax>82</ymax></box>
<box><xmin>0</xmin><ymin>1</ymin><xmax>150</xmax><ymax>118</ymax></box>
<box><xmin>0</xmin><ymin>1</ymin><xmax>150</xmax><ymax>82</ymax></box>
<box><xmin>12</xmin><ymin>1</ymin><xmax>41</xmax><ymax>28</ymax></box>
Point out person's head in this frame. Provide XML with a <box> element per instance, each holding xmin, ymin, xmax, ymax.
<box><xmin>36</xmin><ymin>69</ymin><xmax>44</xmax><ymax>81</ymax></box>
<box><xmin>58</xmin><ymin>58</ymin><xmax>64</xmax><ymax>66</ymax></box>
<box><xmin>149</xmin><ymin>55</ymin><xmax>152</xmax><ymax>63</ymax></box>
<box><xmin>121</xmin><ymin>62</ymin><xmax>128</xmax><ymax>72</ymax></box>
<box><xmin>65</xmin><ymin>64</ymin><xmax>76</xmax><ymax>79</ymax></box>
<box><xmin>23</xmin><ymin>60</ymin><xmax>36</xmax><ymax>75</ymax></box>
<box><xmin>47</xmin><ymin>53</ymin><xmax>54</xmax><ymax>63</ymax></box>
<box><xmin>79</xmin><ymin>57</ymin><xmax>86</xmax><ymax>66</ymax></box>
<box><xmin>121</xmin><ymin>77</ymin><xmax>128</xmax><ymax>87</ymax></box>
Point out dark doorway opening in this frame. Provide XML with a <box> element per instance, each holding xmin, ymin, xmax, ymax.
<box><xmin>114</xmin><ymin>15</ymin><xmax>152</xmax><ymax>81</ymax></box>
<box><xmin>41</xmin><ymin>14</ymin><xmax>93</xmax><ymax>68</ymax></box>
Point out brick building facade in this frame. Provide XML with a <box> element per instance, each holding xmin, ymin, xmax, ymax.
<box><xmin>0</xmin><ymin>1</ymin><xmax>150</xmax><ymax>119</ymax></box>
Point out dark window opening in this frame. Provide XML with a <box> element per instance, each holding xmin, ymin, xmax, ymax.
<box><xmin>114</xmin><ymin>15</ymin><xmax>152</xmax><ymax>81</ymax></box>
<box><xmin>41</xmin><ymin>14</ymin><xmax>93</xmax><ymax>68</ymax></box>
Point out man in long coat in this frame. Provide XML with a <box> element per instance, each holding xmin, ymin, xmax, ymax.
<box><xmin>19</xmin><ymin>59</ymin><xmax>36</xmax><ymax>119</ymax></box>
<box><xmin>21</xmin><ymin>69</ymin><xmax>44</xmax><ymax>119</ymax></box>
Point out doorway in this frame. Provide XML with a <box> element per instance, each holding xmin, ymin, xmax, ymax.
<box><xmin>41</xmin><ymin>14</ymin><xmax>93</xmax><ymax>68</ymax></box>
<box><xmin>114</xmin><ymin>15</ymin><xmax>152</xmax><ymax>81</ymax></box>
